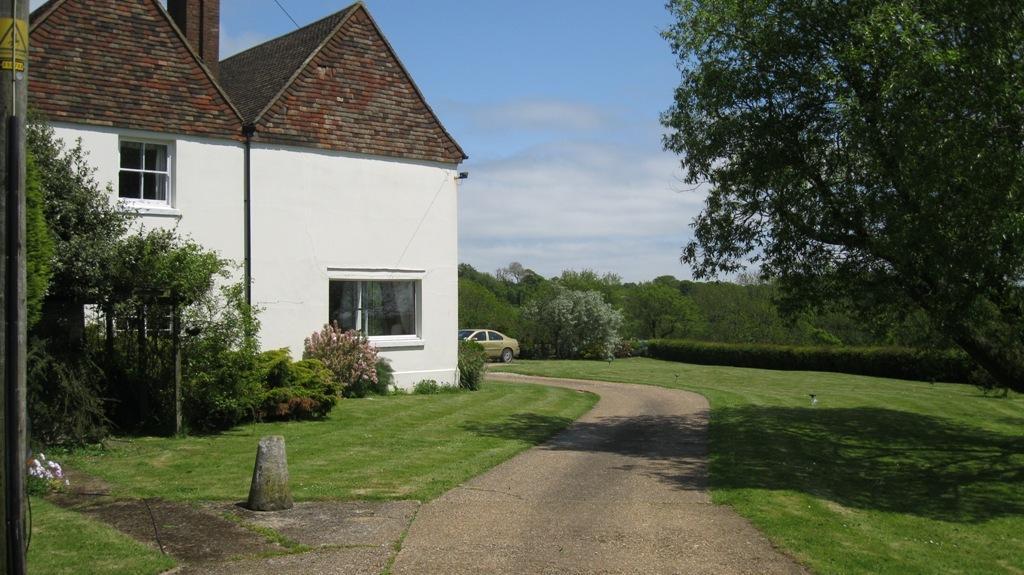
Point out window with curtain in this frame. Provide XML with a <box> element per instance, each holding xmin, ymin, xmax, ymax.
<box><xmin>329</xmin><ymin>280</ymin><xmax>418</xmax><ymax>337</ymax></box>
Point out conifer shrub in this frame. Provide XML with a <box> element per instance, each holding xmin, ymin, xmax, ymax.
<box><xmin>458</xmin><ymin>340</ymin><xmax>488</xmax><ymax>391</ymax></box>
<box><xmin>256</xmin><ymin>349</ymin><xmax>338</xmax><ymax>420</ymax></box>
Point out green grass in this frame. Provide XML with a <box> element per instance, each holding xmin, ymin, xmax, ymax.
<box><xmin>494</xmin><ymin>358</ymin><xmax>1024</xmax><ymax>575</ymax></box>
<box><xmin>63</xmin><ymin>382</ymin><xmax>597</xmax><ymax>502</ymax></box>
<box><xmin>28</xmin><ymin>497</ymin><xmax>175</xmax><ymax>575</ymax></box>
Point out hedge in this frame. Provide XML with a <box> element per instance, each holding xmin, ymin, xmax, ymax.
<box><xmin>646</xmin><ymin>340</ymin><xmax>973</xmax><ymax>383</ymax></box>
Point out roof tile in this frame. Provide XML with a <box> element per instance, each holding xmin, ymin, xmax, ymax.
<box><xmin>29</xmin><ymin>0</ymin><xmax>242</xmax><ymax>139</ymax></box>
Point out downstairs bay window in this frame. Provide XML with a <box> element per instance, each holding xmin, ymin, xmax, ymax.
<box><xmin>329</xmin><ymin>280</ymin><xmax>419</xmax><ymax>340</ymax></box>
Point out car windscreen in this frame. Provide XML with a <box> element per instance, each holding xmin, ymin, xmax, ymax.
<box><xmin>458</xmin><ymin>330</ymin><xmax>474</xmax><ymax>339</ymax></box>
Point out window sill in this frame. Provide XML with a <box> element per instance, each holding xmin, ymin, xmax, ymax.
<box><xmin>370</xmin><ymin>337</ymin><xmax>425</xmax><ymax>350</ymax></box>
<box><xmin>120</xmin><ymin>203</ymin><xmax>182</xmax><ymax>218</ymax></box>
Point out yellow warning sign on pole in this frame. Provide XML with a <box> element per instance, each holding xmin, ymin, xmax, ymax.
<box><xmin>0</xmin><ymin>18</ymin><xmax>28</xmax><ymax>72</ymax></box>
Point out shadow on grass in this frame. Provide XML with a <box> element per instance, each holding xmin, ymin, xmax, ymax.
<box><xmin>463</xmin><ymin>407</ymin><xmax>1024</xmax><ymax>523</ymax></box>
<box><xmin>712</xmin><ymin>406</ymin><xmax>1024</xmax><ymax>523</ymax></box>
<box><xmin>461</xmin><ymin>413</ymin><xmax>577</xmax><ymax>447</ymax></box>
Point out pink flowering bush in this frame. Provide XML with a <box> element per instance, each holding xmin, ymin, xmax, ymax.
<box><xmin>27</xmin><ymin>453</ymin><xmax>69</xmax><ymax>495</ymax></box>
<box><xmin>303</xmin><ymin>322</ymin><xmax>393</xmax><ymax>397</ymax></box>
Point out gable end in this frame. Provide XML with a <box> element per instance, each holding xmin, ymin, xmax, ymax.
<box><xmin>29</xmin><ymin>0</ymin><xmax>242</xmax><ymax>140</ymax></box>
<box><xmin>253</xmin><ymin>6</ymin><xmax>466</xmax><ymax>164</ymax></box>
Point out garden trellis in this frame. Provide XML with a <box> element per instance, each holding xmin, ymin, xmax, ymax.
<box><xmin>100</xmin><ymin>286</ymin><xmax>186</xmax><ymax>435</ymax></box>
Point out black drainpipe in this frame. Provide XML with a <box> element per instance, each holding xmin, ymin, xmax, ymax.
<box><xmin>243</xmin><ymin>123</ymin><xmax>255</xmax><ymax>307</ymax></box>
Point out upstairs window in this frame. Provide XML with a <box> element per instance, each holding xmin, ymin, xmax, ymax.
<box><xmin>119</xmin><ymin>141</ymin><xmax>170</xmax><ymax>204</ymax></box>
<box><xmin>329</xmin><ymin>280</ymin><xmax>418</xmax><ymax>337</ymax></box>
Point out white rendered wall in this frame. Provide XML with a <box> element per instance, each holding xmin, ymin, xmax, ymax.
<box><xmin>47</xmin><ymin>124</ymin><xmax>459</xmax><ymax>389</ymax></box>
<box><xmin>250</xmin><ymin>144</ymin><xmax>460</xmax><ymax>389</ymax></box>
<box><xmin>50</xmin><ymin>123</ymin><xmax>246</xmax><ymax>264</ymax></box>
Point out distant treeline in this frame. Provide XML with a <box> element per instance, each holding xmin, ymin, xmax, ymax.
<box><xmin>459</xmin><ymin>262</ymin><xmax>953</xmax><ymax>358</ymax></box>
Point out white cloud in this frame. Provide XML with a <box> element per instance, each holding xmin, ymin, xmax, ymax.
<box><xmin>458</xmin><ymin>136</ymin><xmax>709</xmax><ymax>282</ymax></box>
<box><xmin>460</xmin><ymin>98</ymin><xmax>616</xmax><ymax>134</ymax></box>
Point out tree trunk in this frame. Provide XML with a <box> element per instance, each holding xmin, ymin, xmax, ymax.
<box><xmin>953</xmin><ymin>327</ymin><xmax>1024</xmax><ymax>393</ymax></box>
<box><xmin>907</xmin><ymin>287</ymin><xmax>1024</xmax><ymax>393</ymax></box>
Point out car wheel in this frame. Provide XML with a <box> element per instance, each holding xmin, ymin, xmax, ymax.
<box><xmin>500</xmin><ymin>348</ymin><xmax>514</xmax><ymax>363</ymax></box>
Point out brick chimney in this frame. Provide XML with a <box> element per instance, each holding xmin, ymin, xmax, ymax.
<box><xmin>168</xmin><ymin>0</ymin><xmax>220</xmax><ymax>78</ymax></box>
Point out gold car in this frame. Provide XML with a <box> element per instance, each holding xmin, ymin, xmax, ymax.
<box><xmin>459</xmin><ymin>329</ymin><xmax>520</xmax><ymax>363</ymax></box>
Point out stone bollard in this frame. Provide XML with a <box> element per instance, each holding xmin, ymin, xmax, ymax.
<box><xmin>246</xmin><ymin>435</ymin><xmax>293</xmax><ymax>511</ymax></box>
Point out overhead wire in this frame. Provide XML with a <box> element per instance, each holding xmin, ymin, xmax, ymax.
<box><xmin>271</xmin><ymin>0</ymin><xmax>301</xmax><ymax>29</ymax></box>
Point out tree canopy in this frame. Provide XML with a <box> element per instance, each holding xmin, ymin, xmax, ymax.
<box><xmin>662</xmin><ymin>0</ymin><xmax>1024</xmax><ymax>390</ymax></box>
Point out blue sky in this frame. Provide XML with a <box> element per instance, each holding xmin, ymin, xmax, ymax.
<box><xmin>33</xmin><ymin>0</ymin><xmax>707</xmax><ymax>282</ymax></box>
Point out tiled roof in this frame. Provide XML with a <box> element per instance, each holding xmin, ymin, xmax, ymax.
<box><xmin>29</xmin><ymin>0</ymin><xmax>243</xmax><ymax>139</ymax></box>
<box><xmin>231</xmin><ymin>4</ymin><xmax>467</xmax><ymax>164</ymax></box>
<box><xmin>29</xmin><ymin>0</ymin><xmax>465</xmax><ymax>164</ymax></box>
<box><xmin>219</xmin><ymin>5</ymin><xmax>357</xmax><ymax>124</ymax></box>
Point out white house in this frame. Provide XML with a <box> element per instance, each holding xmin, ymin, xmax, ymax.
<box><xmin>29</xmin><ymin>0</ymin><xmax>467</xmax><ymax>388</ymax></box>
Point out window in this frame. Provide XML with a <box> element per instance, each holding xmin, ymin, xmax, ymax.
<box><xmin>487</xmin><ymin>331</ymin><xmax>502</xmax><ymax>341</ymax></box>
<box><xmin>119</xmin><ymin>141</ymin><xmax>170</xmax><ymax>203</ymax></box>
<box><xmin>329</xmin><ymin>280</ymin><xmax>418</xmax><ymax>337</ymax></box>
<box><xmin>471</xmin><ymin>331</ymin><xmax>487</xmax><ymax>342</ymax></box>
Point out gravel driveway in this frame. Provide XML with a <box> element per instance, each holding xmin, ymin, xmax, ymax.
<box><xmin>391</xmin><ymin>373</ymin><xmax>808</xmax><ymax>574</ymax></box>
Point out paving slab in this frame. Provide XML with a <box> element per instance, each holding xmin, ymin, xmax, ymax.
<box><xmin>51</xmin><ymin>477</ymin><xmax>417</xmax><ymax>575</ymax></box>
<box><xmin>71</xmin><ymin>498</ymin><xmax>283</xmax><ymax>563</ymax></box>
<box><xmin>211</xmin><ymin>500</ymin><xmax>419</xmax><ymax>548</ymax></box>
<box><xmin>177</xmin><ymin>545</ymin><xmax>391</xmax><ymax>575</ymax></box>
<box><xmin>391</xmin><ymin>373</ymin><xmax>809</xmax><ymax>575</ymax></box>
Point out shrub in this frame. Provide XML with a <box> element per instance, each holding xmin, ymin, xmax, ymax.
<box><xmin>647</xmin><ymin>339</ymin><xmax>974</xmax><ymax>383</ymax></box>
<box><xmin>256</xmin><ymin>349</ymin><xmax>338</xmax><ymax>420</ymax></box>
<box><xmin>458</xmin><ymin>340</ymin><xmax>488</xmax><ymax>391</ymax></box>
<box><xmin>613</xmin><ymin>338</ymin><xmax>649</xmax><ymax>358</ymax></box>
<box><xmin>521</xmin><ymin>288</ymin><xmax>623</xmax><ymax>359</ymax></box>
<box><xmin>374</xmin><ymin>357</ymin><xmax>395</xmax><ymax>396</ymax></box>
<box><xmin>303</xmin><ymin>323</ymin><xmax>387</xmax><ymax>397</ymax></box>
<box><xmin>183</xmin><ymin>348</ymin><xmax>261</xmax><ymax>432</ymax></box>
<box><xmin>26</xmin><ymin>453</ymin><xmax>68</xmax><ymax>496</ymax></box>
<box><xmin>413</xmin><ymin>379</ymin><xmax>442</xmax><ymax>394</ymax></box>
<box><xmin>27</xmin><ymin>339</ymin><xmax>109</xmax><ymax>446</ymax></box>
<box><xmin>413</xmin><ymin>379</ymin><xmax>463</xmax><ymax>395</ymax></box>
<box><xmin>182</xmin><ymin>283</ymin><xmax>262</xmax><ymax>432</ymax></box>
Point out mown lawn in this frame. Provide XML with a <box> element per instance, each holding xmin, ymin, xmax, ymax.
<box><xmin>495</xmin><ymin>358</ymin><xmax>1024</xmax><ymax>575</ymax></box>
<box><xmin>60</xmin><ymin>381</ymin><xmax>597</xmax><ymax>502</ymax></box>
<box><xmin>28</xmin><ymin>497</ymin><xmax>175</xmax><ymax>575</ymax></box>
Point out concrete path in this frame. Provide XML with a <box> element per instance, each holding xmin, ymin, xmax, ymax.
<box><xmin>391</xmin><ymin>374</ymin><xmax>808</xmax><ymax>575</ymax></box>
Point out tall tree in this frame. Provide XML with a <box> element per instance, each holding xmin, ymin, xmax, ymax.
<box><xmin>495</xmin><ymin>261</ymin><xmax>548</xmax><ymax>306</ymax></box>
<box><xmin>458</xmin><ymin>277</ymin><xmax>520</xmax><ymax>334</ymax></box>
<box><xmin>27</xmin><ymin>119</ymin><xmax>133</xmax><ymax>345</ymax></box>
<box><xmin>624</xmin><ymin>282</ymin><xmax>703</xmax><ymax>339</ymax></box>
<box><xmin>663</xmin><ymin>0</ymin><xmax>1024</xmax><ymax>390</ymax></box>
<box><xmin>554</xmin><ymin>269</ymin><xmax>625</xmax><ymax>307</ymax></box>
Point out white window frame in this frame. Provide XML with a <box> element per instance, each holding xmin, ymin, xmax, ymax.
<box><xmin>117</xmin><ymin>138</ymin><xmax>174</xmax><ymax>209</ymax></box>
<box><xmin>326</xmin><ymin>268</ymin><xmax>425</xmax><ymax>349</ymax></box>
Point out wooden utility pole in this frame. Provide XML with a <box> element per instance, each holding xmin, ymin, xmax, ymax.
<box><xmin>0</xmin><ymin>0</ymin><xmax>29</xmax><ymax>572</ymax></box>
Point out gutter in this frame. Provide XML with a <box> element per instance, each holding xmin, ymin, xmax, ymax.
<box><xmin>243</xmin><ymin>123</ymin><xmax>255</xmax><ymax>307</ymax></box>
